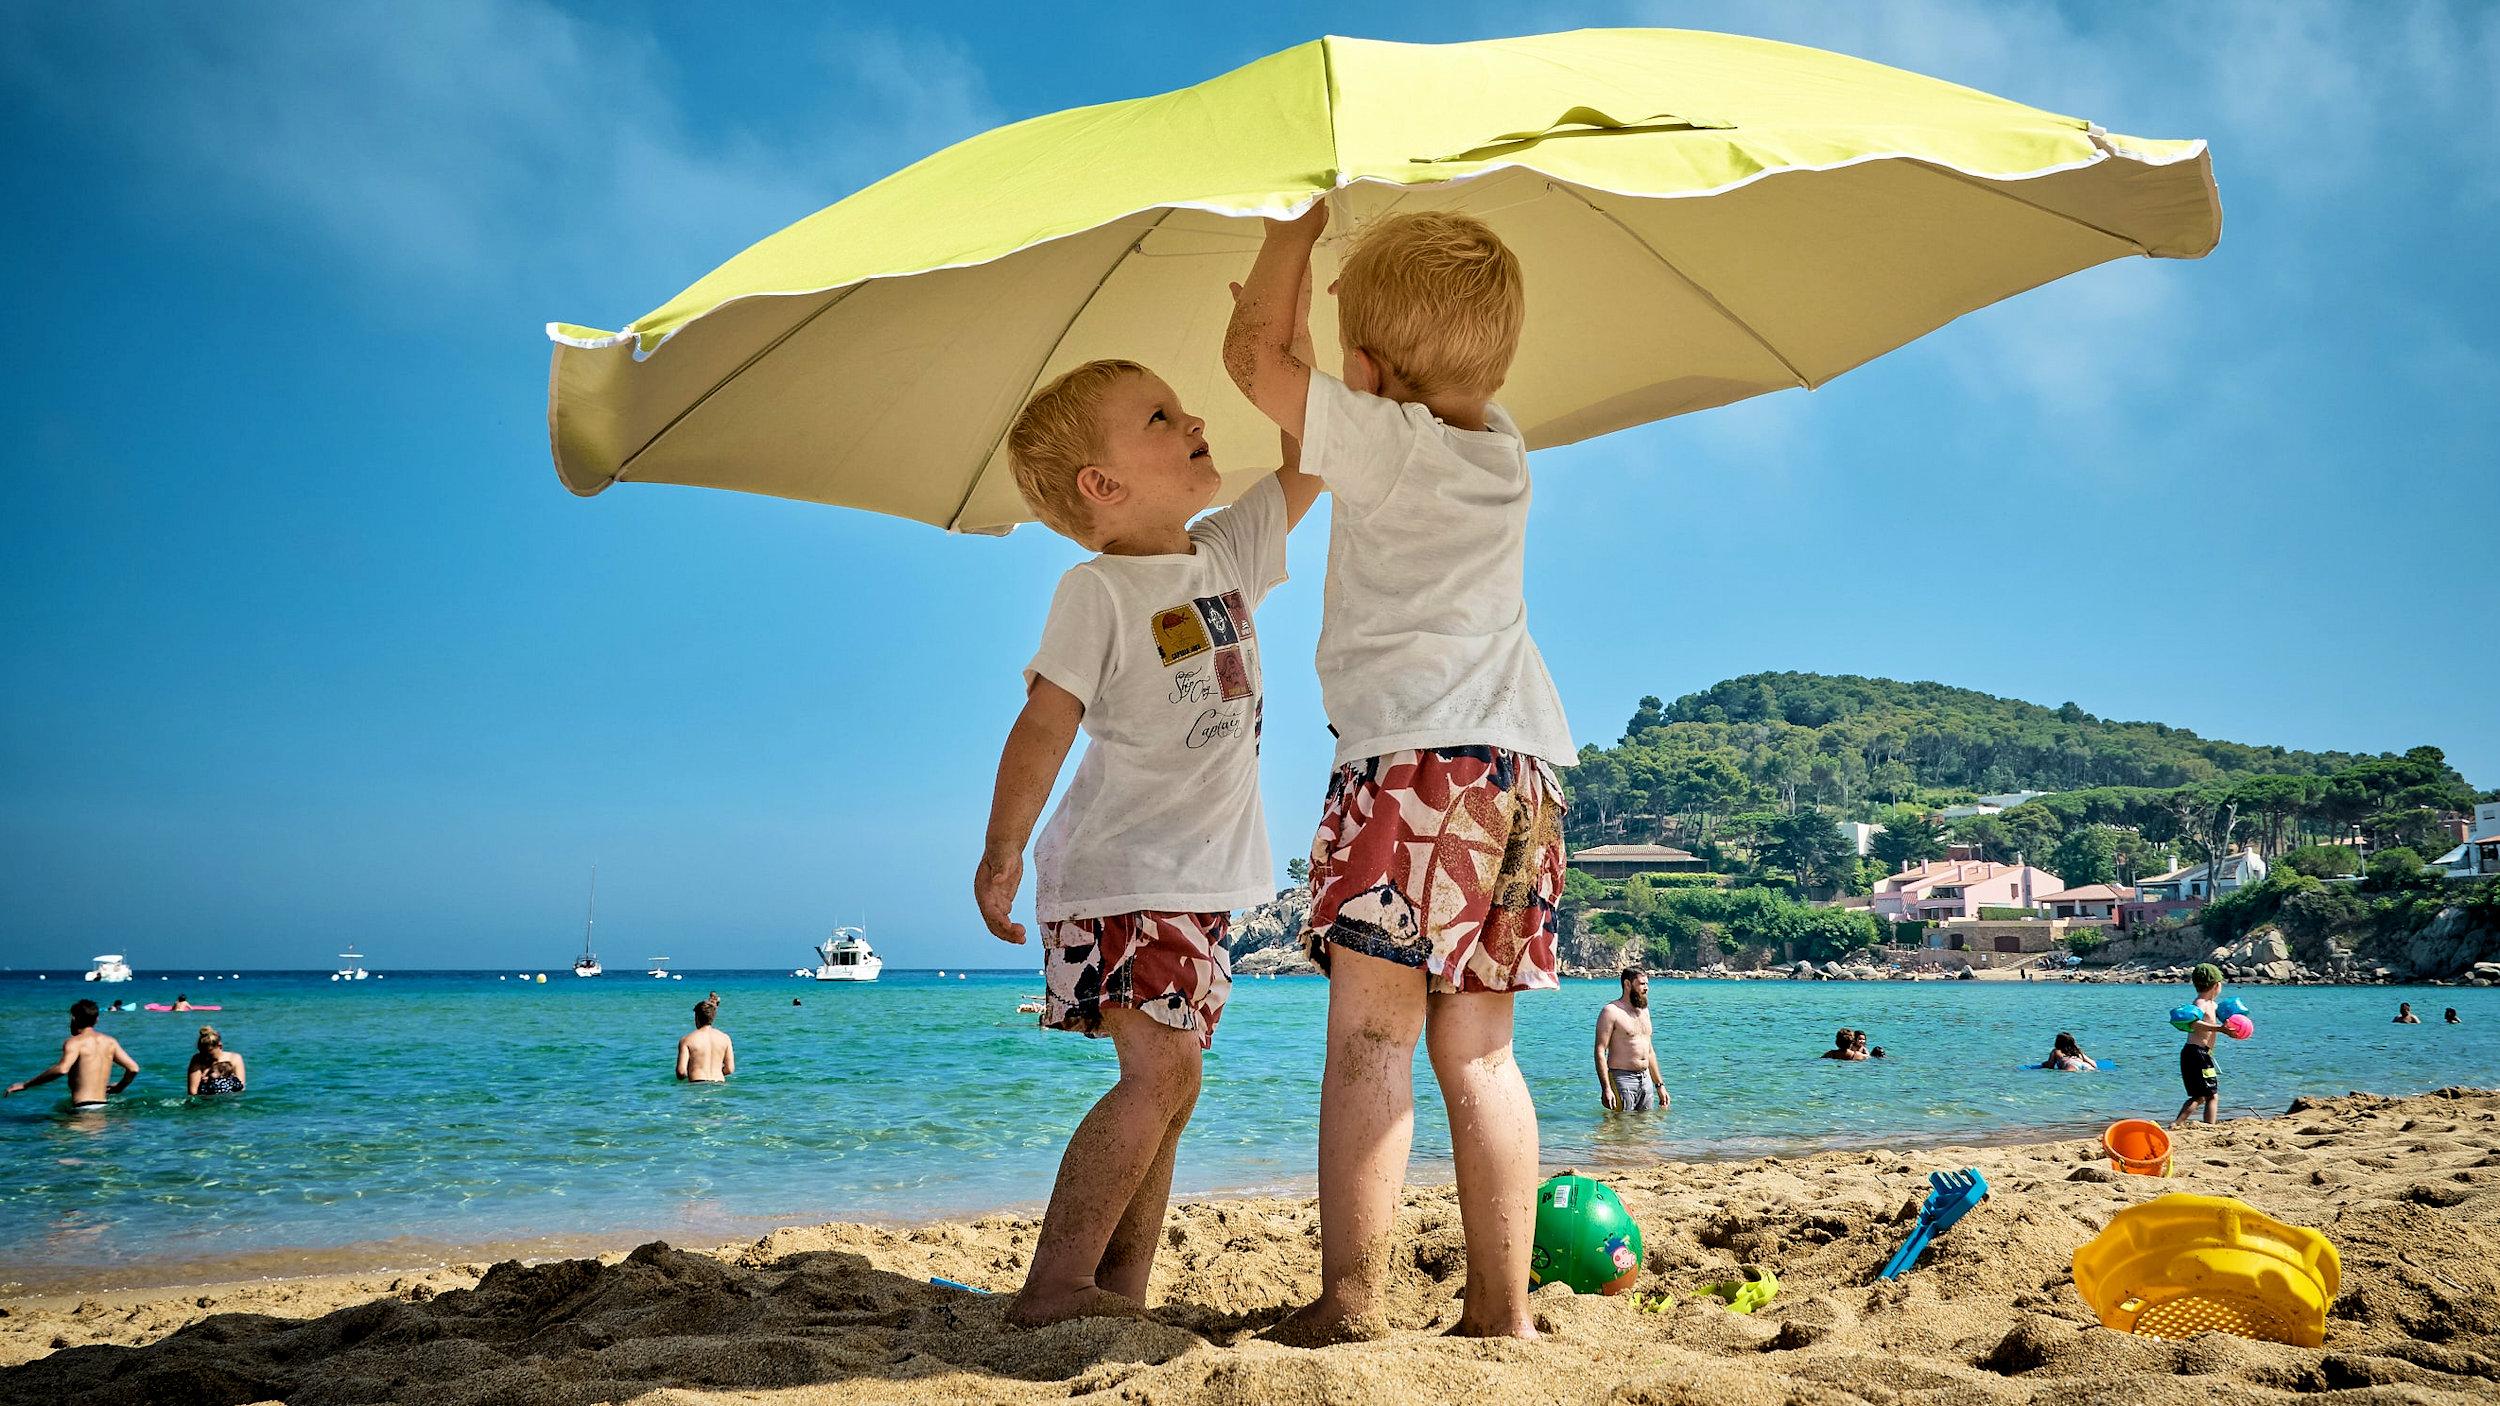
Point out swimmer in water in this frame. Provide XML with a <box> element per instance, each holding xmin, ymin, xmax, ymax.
<box><xmin>677</xmin><ymin>993</ymin><xmax>735</xmax><ymax>1082</ymax></box>
<box><xmin>6</xmin><ymin>999</ymin><xmax>140</xmax><ymax>1108</ymax></box>
<box><xmin>186</xmin><ymin>1025</ymin><xmax>246</xmax><ymax>1097</ymax></box>
<box><xmin>2043</xmin><ymin>1031</ymin><xmax>2098</xmax><ymax>1071</ymax></box>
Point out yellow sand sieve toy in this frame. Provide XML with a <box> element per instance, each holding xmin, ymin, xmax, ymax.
<box><xmin>2071</xmin><ymin>1194</ymin><xmax>2340</xmax><ymax>1347</ymax></box>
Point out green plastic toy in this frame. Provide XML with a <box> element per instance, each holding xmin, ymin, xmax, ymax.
<box><xmin>1697</xmin><ymin>1264</ymin><xmax>1780</xmax><ymax>1313</ymax></box>
<box><xmin>1530</xmin><ymin>1172</ymin><xmax>1644</xmax><ymax>1295</ymax></box>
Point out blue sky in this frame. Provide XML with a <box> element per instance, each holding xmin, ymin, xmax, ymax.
<box><xmin>2</xmin><ymin>1</ymin><xmax>2494</xmax><ymax>973</ymax></box>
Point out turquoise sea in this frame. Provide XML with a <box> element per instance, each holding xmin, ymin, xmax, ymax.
<box><xmin>2</xmin><ymin>969</ymin><xmax>2495</xmax><ymax>1293</ymax></box>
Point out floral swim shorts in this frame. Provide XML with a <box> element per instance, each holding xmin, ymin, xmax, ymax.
<box><xmin>1299</xmin><ymin>746</ymin><xmax>1566</xmax><ymax>994</ymax></box>
<box><xmin>1041</xmin><ymin>911</ymin><xmax>1232</xmax><ymax>1050</ymax></box>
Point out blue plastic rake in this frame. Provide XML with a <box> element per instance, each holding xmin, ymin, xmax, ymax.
<box><xmin>1878</xmin><ymin>1167</ymin><xmax>1989</xmax><ymax>1280</ymax></box>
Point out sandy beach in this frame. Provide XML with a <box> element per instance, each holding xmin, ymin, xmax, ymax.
<box><xmin>4</xmin><ymin>1087</ymin><xmax>2493</xmax><ymax>1404</ymax></box>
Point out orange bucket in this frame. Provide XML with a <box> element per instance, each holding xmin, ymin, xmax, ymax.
<box><xmin>2104</xmin><ymin>1120</ymin><xmax>2173</xmax><ymax>1177</ymax></box>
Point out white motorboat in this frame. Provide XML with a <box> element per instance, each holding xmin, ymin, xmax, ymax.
<box><xmin>807</xmin><ymin>927</ymin><xmax>883</xmax><ymax>982</ymax></box>
<box><xmin>333</xmin><ymin>947</ymin><xmax>369</xmax><ymax>981</ymax></box>
<box><xmin>646</xmin><ymin>957</ymin><xmax>672</xmax><ymax>979</ymax></box>
<box><xmin>572</xmin><ymin>866</ymin><xmax>603</xmax><ymax>977</ymax></box>
<box><xmin>84</xmin><ymin>954</ymin><xmax>134</xmax><ymax>983</ymax></box>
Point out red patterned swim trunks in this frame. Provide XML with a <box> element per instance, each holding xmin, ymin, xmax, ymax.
<box><xmin>1299</xmin><ymin>746</ymin><xmax>1566</xmax><ymax>994</ymax></box>
<box><xmin>1041</xmin><ymin>911</ymin><xmax>1232</xmax><ymax>1050</ymax></box>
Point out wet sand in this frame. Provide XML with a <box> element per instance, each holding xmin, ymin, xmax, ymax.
<box><xmin>4</xmin><ymin>1088</ymin><xmax>2495</xmax><ymax>1404</ymax></box>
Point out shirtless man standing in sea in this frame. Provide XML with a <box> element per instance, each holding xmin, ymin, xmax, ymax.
<box><xmin>1595</xmin><ymin>968</ymin><xmax>1669</xmax><ymax>1113</ymax></box>
<box><xmin>676</xmin><ymin>993</ymin><xmax>734</xmax><ymax>1082</ymax></box>
<box><xmin>6</xmin><ymin>999</ymin><xmax>140</xmax><ymax>1109</ymax></box>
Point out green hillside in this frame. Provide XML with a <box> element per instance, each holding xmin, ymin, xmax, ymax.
<box><xmin>1565</xmin><ymin>672</ymin><xmax>2478</xmax><ymax>858</ymax></box>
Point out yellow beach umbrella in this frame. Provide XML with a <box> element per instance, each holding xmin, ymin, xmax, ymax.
<box><xmin>546</xmin><ymin>28</ymin><xmax>2217</xmax><ymax>534</ymax></box>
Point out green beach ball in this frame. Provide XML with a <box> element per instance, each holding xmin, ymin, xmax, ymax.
<box><xmin>1530</xmin><ymin>1172</ymin><xmax>1644</xmax><ymax>1295</ymax></box>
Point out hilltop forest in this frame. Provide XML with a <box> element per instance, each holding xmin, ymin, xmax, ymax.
<box><xmin>1561</xmin><ymin>672</ymin><xmax>2484</xmax><ymax>894</ymax></box>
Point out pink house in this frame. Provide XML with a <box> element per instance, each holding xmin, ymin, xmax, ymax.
<box><xmin>1870</xmin><ymin>859</ymin><xmax>2064</xmax><ymax>922</ymax></box>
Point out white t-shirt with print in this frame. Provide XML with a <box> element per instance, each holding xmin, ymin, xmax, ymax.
<box><xmin>1024</xmin><ymin>476</ymin><xmax>1290</xmax><ymax>923</ymax></box>
<box><xmin>1301</xmin><ymin>371</ymin><xmax>1575</xmax><ymax>769</ymax></box>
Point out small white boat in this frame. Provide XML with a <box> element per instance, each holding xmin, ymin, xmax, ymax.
<box><xmin>646</xmin><ymin>957</ymin><xmax>672</xmax><ymax>979</ymax></box>
<box><xmin>84</xmin><ymin>954</ymin><xmax>134</xmax><ymax>983</ymax></box>
<box><xmin>333</xmin><ymin>947</ymin><xmax>369</xmax><ymax>981</ymax></box>
<box><xmin>808</xmin><ymin>927</ymin><xmax>883</xmax><ymax>982</ymax></box>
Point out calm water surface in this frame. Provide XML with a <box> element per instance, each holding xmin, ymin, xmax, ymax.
<box><xmin>3</xmin><ymin>968</ymin><xmax>2495</xmax><ymax>1292</ymax></box>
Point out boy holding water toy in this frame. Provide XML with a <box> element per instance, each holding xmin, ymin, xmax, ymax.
<box><xmin>975</xmin><ymin>343</ymin><xmax>1320</xmax><ymax>1326</ymax></box>
<box><xmin>2173</xmin><ymin>963</ymin><xmax>2228</xmax><ymax>1127</ymax></box>
<box><xmin>1226</xmin><ymin>203</ymin><xmax>1573</xmax><ymax>1344</ymax></box>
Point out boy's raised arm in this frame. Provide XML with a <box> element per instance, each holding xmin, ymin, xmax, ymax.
<box><xmin>1277</xmin><ymin>431</ymin><xmax>1320</xmax><ymax>529</ymax></box>
<box><xmin>976</xmin><ymin>679</ymin><xmax>1085</xmax><ymax>943</ymax></box>
<box><xmin>1225</xmin><ymin>201</ymin><xmax>1328</xmax><ymax>441</ymax></box>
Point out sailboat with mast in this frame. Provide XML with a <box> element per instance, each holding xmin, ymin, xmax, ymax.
<box><xmin>572</xmin><ymin>866</ymin><xmax>603</xmax><ymax>977</ymax></box>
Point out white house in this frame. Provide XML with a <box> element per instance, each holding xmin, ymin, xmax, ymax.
<box><xmin>1837</xmin><ymin>821</ymin><xmax>1884</xmax><ymax>857</ymax></box>
<box><xmin>2136</xmin><ymin>850</ymin><xmax>2268</xmax><ymax>902</ymax></box>
<box><xmin>2433</xmin><ymin>802</ymin><xmax>2500</xmax><ymax>879</ymax></box>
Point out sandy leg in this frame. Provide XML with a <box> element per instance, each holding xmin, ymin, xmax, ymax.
<box><xmin>1427</xmin><ymin>989</ymin><xmax>1539</xmax><ymax>1339</ymax></box>
<box><xmin>1096</xmin><ymin>1056</ymin><xmax>1198</xmax><ymax>1302</ymax></box>
<box><xmin>1264</xmin><ymin>948</ymin><xmax>1422</xmax><ymax>1347</ymax></box>
<box><xmin>1010</xmin><ymin>1009</ymin><xmax>1202</xmax><ymax>1328</ymax></box>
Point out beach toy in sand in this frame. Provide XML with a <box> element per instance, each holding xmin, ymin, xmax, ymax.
<box><xmin>928</xmin><ymin>1276</ymin><xmax>989</xmax><ymax>1294</ymax></box>
<box><xmin>1877</xmin><ymin>1167</ymin><xmax>1988</xmax><ymax>1279</ymax></box>
<box><xmin>2168</xmin><ymin>1003</ymin><xmax>2203</xmax><ymax>1033</ymax></box>
<box><xmin>2224</xmin><ymin>1014</ymin><xmax>2254</xmax><ymax>1040</ymax></box>
<box><xmin>1530</xmin><ymin>1172</ymin><xmax>1644</xmax><ymax>1295</ymax></box>
<box><xmin>2072</xmin><ymin>1194</ymin><xmax>2339</xmax><ymax>1347</ymax></box>
<box><xmin>2102</xmin><ymin>1119</ymin><xmax>2173</xmax><ymax>1177</ymax></box>
<box><xmin>1697</xmin><ymin>1264</ymin><xmax>1780</xmax><ymax>1313</ymax></box>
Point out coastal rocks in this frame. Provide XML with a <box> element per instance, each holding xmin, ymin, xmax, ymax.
<box><xmin>1224</xmin><ymin>886</ymin><xmax>1311</xmax><ymax>972</ymax></box>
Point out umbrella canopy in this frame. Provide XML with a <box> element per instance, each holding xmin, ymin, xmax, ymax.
<box><xmin>547</xmin><ymin>28</ymin><xmax>2217</xmax><ymax>534</ymax></box>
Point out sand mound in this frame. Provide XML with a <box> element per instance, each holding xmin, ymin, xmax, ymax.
<box><xmin>6</xmin><ymin>1089</ymin><xmax>2498</xmax><ymax>1404</ymax></box>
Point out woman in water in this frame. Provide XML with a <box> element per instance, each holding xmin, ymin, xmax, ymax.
<box><xmin>186</xmin><ymin>1025</ymin><xmax>246</xmax><ymax>1097</ymax></box>
<box><xmin>2043</xmin><ymin>1031</ymin><xmax>2098</xmax><ymax>1071</ymax></box>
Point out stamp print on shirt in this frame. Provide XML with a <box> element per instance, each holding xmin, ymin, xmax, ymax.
<box><xmin>1153</xmin><ymin>605</ymin><xmax>1212</xmax><ymax>666</ymax></box>
<box><xmin>1214</xmin><ymin>645</ymin><xmax>1251</xmax><ymax>700</ymax></box>
<box><xmin>1194</xmin><ymin>594</ymin><xmax>1241</xmax><ymax>648</ymax></box>
<box><xmin>1219</xmin><ymin>590</ymin><xmax>1252</xmax><ymax>639</ymax></box>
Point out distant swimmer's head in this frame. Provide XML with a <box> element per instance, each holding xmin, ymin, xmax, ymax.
<box><xmin>197</xmin><ymin>1025</ymin><xmax>221</xmax><ymax>1053</ymax></box>
<box><xmin>1832</xmin><ymin>1028</ymin><xmax>1855</xmax><ymax>1052</ymax></box>
<box><xmin>2190</xmin><ymin>963</ymin><xmax>2224</xmax><ymax>996</ymax></box>
<box><xmin>71</xmin><ymin>999</ymin><xmax>99</xmax><ymax>1032</ymax></box>
<box><xmin>1008</xmin><ymin>359</ymin><xmax>1215</xmax><ymax>550</ymax></box>
<box><xmin>694</xmin><ymin>997</ymin><xmax>719</xmax><ymax>1027</ymax></box>
<box><xmin>2053</xmin><ymin>1031</ymin><xmax>2081</xmax><ymax>1058</ymax></box>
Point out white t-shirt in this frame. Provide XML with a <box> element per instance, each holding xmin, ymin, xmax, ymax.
<box><xmin>1302</xmin><ymin>372</ymin><xmax>1575</xmax><ymax>769</ymax></box>
<box><xmin>1023</xmin><ymin>476</ymin><xmax>1290</xmax><ymax>922</ymax></box>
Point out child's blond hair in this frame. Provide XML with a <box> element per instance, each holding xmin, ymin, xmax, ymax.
<box><xmin>1006</xmin><ymin>359</ymin><xmax>1149</xmax><ymax>542</ymax></box>
<box><xmin>1336</xmin><ymin>211</ymin><xmax>1524</xmax><ymax>400</ymax></box>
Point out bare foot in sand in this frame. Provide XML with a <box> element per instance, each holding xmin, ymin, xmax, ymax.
<box><xmin>1006</xmin><ymin>1285</ymin><xmax>1145</xmax><ymax>1328</ymax></box>
<box><xmin>1446</xmin><ymin>1312</ymin><xmax>1539</xmax><ymax>1340</ymax></box>
<box><xmin>1260</xmin><ymin>1298</ymin><xmax>1391</xmax><ymax>1347</ymax></box>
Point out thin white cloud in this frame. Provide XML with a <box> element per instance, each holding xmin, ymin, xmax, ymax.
<box><xmin>0</xmin><ymin>1</ymin><xmax>1004</xmax><ymax>317</ymax></box>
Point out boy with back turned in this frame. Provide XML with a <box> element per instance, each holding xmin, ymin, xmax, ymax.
<box><xmin>1226</xmin><ymin>202</ymin><xmax>1574</xmax><ymax>1343</ymax></box>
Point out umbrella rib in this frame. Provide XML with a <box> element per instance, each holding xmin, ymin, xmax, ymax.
<box><xmin>1909</xmin><ymin>161</ymin><xmax>2151</xmax><ymax>254</ymax></box>
<box><xmin>1549</xmin><ymin>183</ymin><xmax>1811</xmax><ymax>391</ymax></box>
<box><xmin>610</xmin><ymin>284</ymin><xmax>864</xmax><ymax>483</ymax></box>
<box><xmin>944</xmin><ymin>208</ymin><xmax>1177</xmax><ymax>532</ymax></box>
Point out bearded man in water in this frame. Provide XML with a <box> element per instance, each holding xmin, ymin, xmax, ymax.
<box><xmin>1594</xmin><ymin>968</ymin><xmax>1669</xmax><ymax>1112</ymax></box>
